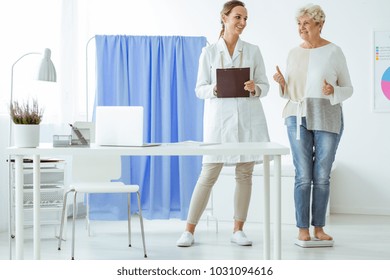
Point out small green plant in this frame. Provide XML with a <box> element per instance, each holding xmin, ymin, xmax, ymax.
<box><xmin>10</xmin><ymin>99</ymin><xmax>44</xmax><ymax>124</ymax></box>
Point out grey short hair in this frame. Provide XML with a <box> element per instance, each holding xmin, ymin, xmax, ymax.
<box><xmin>296</xmin><ymin>4</ymin><xmax>326</xmax><ymax>23</ymax></box>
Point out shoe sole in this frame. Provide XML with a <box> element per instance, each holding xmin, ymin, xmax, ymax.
<box><xmin>176</xmin><ymin>240</ymin><xmax>194</xmax><ymax>247</ymax></box>
<box><xmin>231</xmin><ymin>240</ymin><xmax>252</xmax><ymax>246</ymax></box>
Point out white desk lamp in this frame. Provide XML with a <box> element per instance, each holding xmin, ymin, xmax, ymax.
<box><xmin>9</xmin><ymin>48</ymin><xmax>57</xmax><ymax>144</ymax></box>
<box><xmin>8</xmin><ymin>48</ymin><xmax>57</xmax><ymax>259</ymax></box>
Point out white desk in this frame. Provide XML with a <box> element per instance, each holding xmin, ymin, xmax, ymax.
<box><xmin>5</xmin><ymin>142</ymin><xmax>289</xmax><ymax>260</ymax></box>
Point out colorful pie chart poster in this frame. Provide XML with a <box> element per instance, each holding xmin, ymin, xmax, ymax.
<box><xmin>382</xmin><ymin>68</ymin><xmax>390</xmax><ymax>100</ymax></box>
<box><xmin>373</xmin><ymin>31</ymin><xmax>390</xmax><ymax>112</ymax></box>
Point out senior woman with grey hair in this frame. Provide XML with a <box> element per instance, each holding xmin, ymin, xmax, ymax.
<box><xmin>273</xmin><ymin>4</ymin><xmax>353</xmax><ymax>242</ymax></box>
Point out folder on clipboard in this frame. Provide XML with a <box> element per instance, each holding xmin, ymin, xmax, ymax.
<box><xmin>216</xmin><ymin>67</ymin><xmax>250</xmax><ymax>98</ymax></box>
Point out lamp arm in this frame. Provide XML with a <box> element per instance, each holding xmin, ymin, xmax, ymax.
<box><xmin>11</xmin><ymin>52</ymin><xmax>41</xmax><ymax>69</ymax></box>
<box><xmin>10</xmin><ymin>52</ymin><xmax>41</xmax><ymax>112</ymax></box>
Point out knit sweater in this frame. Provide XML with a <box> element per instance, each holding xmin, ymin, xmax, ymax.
<box><xmin>281</xmin><ymin>43</ymin><xmax>353</xmax><ymax>134</ymax></box>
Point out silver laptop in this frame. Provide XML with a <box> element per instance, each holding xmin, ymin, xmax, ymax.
<box><xmin>95</xmin><ymin>106</ymin><xmax>159</xmax><ymax>147</ymax></box>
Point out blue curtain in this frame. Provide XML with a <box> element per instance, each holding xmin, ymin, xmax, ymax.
<box><xmin>89</xmin><ymin>35</ymin><xmax>207</xmax><ymax>220</ymax></box>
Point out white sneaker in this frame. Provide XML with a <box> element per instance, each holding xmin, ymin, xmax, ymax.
<box><xmin>176</xmin><ymin>231</ymin><xmax>194</xmax><ymax>247</ymax></box>
<box><xmin>231</xmin><ymin>231</ymin><xmax>252</xmax><ymax>246</ymax></box>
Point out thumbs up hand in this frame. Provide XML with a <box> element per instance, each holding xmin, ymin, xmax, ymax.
<box><xmin>273</xmin><ymin>66</ymin><xmax>286</xmax><ymax>88</ymax></box>
<box><xmin>322</xmin><ymin>79</ymin><xmax>334</xmax><ymax>96</ymax></box>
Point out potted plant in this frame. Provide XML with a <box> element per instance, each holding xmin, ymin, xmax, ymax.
<box><xmin>10</xmin><ymin>99</ymin><xmax>44</xmax><ymax>147</ymax></box>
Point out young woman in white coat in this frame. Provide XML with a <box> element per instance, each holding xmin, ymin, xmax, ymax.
<box><xmin>177</xmin><ymin>0</ymin><xmax>270</xmax><ymax>247</ymax></box>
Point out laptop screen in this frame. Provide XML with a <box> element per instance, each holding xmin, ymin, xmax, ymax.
<box><xmin>95</xmin><ymin>106</ymin><xmax>144</xmax><ymax>146</ymax></box>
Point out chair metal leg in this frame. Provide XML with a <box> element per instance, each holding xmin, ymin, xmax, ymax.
<box><xmin>86</xmin><ymin>193</ymin><xmax>91</xmax><ymax>236</ymax></box>
<box><xmin>58</xmin><ymin>190</ymin><xmax>72</xmax><ymax>250</ymax></box>
<box><xmin>127</xmin><ymin>193</ymin><xmax>131</xmax><ymax>247</ymax></box>
<box><xmin>58</xmin><ymin>189</ymin><xmax>146</xmax><ymax>260</ymax></box>
<box><xmin>71</xmin><ymin>192</ymin><xmax>78</xmax><ymax>260</ymax></box>
<box><xmin>137</xmin><ymin>191</ymin><xmax>147</xmax><ymax>258</ymax></box>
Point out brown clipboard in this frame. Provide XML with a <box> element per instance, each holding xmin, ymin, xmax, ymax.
<box><xmin>216</xmin><ymin>67</ymin><xmax>250</xmax><ymax>98</ymax></box>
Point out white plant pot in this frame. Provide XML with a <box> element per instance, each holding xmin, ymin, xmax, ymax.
<box><xmin>13</xmin><ymin>124</ymin><xmax>40</xmax><ymax>148</ymax></box>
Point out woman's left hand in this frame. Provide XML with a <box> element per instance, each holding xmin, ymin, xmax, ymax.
<box><xmin>322</xmin><ymin>79</ymin><xmax>334</xmax><ymax>95</ymax></box>
<box><xmin>244</xmin><ymin>80</ymin><xmax>255</xmax><ymax>94</ymax></box>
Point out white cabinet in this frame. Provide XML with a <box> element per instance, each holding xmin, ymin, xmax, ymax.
<box><xmin>10</xmin><ymin>159</ymin><xmax>67</xmax><ymax>237</ymax></box>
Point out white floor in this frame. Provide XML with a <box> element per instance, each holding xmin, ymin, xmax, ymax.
<box><xmin>1</xmin><ymin>213</ymin><xmax>390</xmax><ymax>260</ymax></box>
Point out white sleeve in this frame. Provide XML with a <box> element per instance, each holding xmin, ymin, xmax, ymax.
<box><xmin>329</xmin><ymin>48</ymin><xmax>353</xmax><ymax>105</ymax></box>
<box><xmin>253</xmin><ymin>46</ymin><xmax>269</xmax><ymax>98</ymax></box>
<box><xmin>195</xmin><ymin>47</ymin><xmax>216</xmax><ymax>99</ymax></box>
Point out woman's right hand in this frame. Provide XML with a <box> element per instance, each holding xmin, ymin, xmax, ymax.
<box><xmin>273</xmin><ymin>66</ymin><xmax>286</xmax><ymax>89</ymax></box>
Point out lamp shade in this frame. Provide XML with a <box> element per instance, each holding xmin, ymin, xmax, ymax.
<box><xmin>36</xmin><ymin>48</ymin><xmax>57</xmax><ymax>82</ymax></box>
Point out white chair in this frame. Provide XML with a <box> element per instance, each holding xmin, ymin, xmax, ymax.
<box><xmin>57</xmin><ymin>124</ymin><xmax>147</xmax><ymax>259</ymax></box>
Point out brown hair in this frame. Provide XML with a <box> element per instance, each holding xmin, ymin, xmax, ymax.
<box><xmin>219</xmin><ymin>1</ymin><xmax>245</xmax><ymax>38</ymax></box>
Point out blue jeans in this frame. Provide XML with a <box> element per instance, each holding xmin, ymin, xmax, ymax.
<box><xmin>286</xmin><ymin>116</ymin><xmax>343</xmax><ymax>229</ymax></box>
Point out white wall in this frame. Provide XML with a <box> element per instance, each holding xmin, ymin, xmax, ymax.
<box><xmin>83</xmin><ymin>0</ymin><xmax>390</xmax><ymax>216</ymax></box>
<box><xmin>1</xmin><ymin>0</ymin><xmax>389</xmax><ymax>231</ymax></box>
<box><xmin>0</xmin><ymin>0</ymin><xmax>62</xmax><ymax>232</ymax></box>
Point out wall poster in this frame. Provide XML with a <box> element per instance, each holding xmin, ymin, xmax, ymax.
<box><xmin>373</xmin><ymin>30</ymin><xmax>390</xmax><ymax>112</ymax></box>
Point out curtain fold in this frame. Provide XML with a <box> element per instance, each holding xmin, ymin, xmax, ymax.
<box><xmin>89</xmin><ymin>35</ymin><xmax>207</xmax><ymax>220</ymax></box>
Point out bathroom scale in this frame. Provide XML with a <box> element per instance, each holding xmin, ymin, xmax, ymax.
<box><xmin>294</xmin><ymin>238</ymin><xmax>334</xmax><ymax>248</ymax></box>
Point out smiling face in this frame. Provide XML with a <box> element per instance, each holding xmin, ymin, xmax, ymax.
<box><xmin>297</xmin><ymin>15</ymin><xmax>323</xmax><ymax>42</ymax></box>
<box><xmin>222</xmin><ymin>6</ymin><xmax>248</xmax><ymax>37</ymax></box>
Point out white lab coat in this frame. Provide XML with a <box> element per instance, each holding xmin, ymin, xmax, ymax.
<box><xmin>195</xmin><ymin>38</ymin><xmax>270</xmax><ymax>164</ymax></box>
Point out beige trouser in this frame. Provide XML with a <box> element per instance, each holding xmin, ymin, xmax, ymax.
<box><xmin>186</xmin><ymin>161</ymin><xmax>255</xmax><ymax>225</ymax></box>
